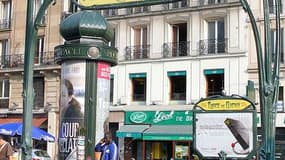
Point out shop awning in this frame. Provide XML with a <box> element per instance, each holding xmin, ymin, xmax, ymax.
<box><xmin>116</xmin><ymin>125</ymin><xmax>149</xmax><ymax>139</ymax></box>
<box><xmin>143</xmin><ymin>125</ymin><xmax>192</xmax><ymax>141</ymax></box>
<box><xmin>0</xmin><ymin>117</ymin><xmax>47</xmax><ymax>127</ymax></box>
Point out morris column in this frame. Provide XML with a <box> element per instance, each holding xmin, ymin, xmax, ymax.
<box><xmin>54</xmin><ymin>10</ymin><xmax>117</xmax><ymax>160</ymax></box>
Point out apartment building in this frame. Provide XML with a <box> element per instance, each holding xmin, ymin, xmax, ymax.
<box><xmin>98</xmin><ymin>0</ymin><xmax>250</xmax><ymax>159</ymax></box>
<box><xmin>247</xmin><ymin>0</ymin><xmax>285</xmax><ymax>158</ymax></box>
<box><xmin>0</xmin><ymin>0</ymin><xmax>64</xmax><ymax>158</ymax></box>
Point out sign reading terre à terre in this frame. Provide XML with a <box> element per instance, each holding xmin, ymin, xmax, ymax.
<box><xmin>196</xmin><ymin>99</ymin><xmax>252</xmax><ymax>111</ymax></box>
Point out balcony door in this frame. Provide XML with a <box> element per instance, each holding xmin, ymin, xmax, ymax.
<box><xmin>133</xmin><ymin>26</ymin><xmax>148</xmax><ymax>59</ymax></box>
<box><xmin>208</xmin><ymin>19</ymin><xmax>225</xmax><ymax>54</ymax></box>
<box><xmin>172</xmin><ymin>23</ymin><xmax>187</xmax><ymax>56</ymax></box>
<box><xmin>0</xmin><ymin>0</ymin><xmax>11</xmax><ymax>29</ymax></box>
<box><xmin>0</xmin><ymin>39</ymin><xmax>8</xmax><ymax>68</ymax></box>
<box><xmin>34</xmin><ymin>37</ymin><xmax>44</xmax><ymax>65</ymax></box>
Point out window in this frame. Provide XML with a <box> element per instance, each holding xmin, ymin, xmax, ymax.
<box><xmin>34</xmin><ymin>0</ymin><xmax>46</xmax><ymax>24</ymax></box>
<box><xmin>277</xmin><ymin>86</ymin><xmax>284</xmax><ymax>112</ymax></box>
<box><xmin>207</xmin><ymin>19</ymin><xmax>225</xmax><ymax>54</ymax></box>
<box><xmin>110</xmin><ymin>75</ymin><xmax>114</xmax><ymax>103</ymax></box>
<box><xmin>33</xmin><ymin>77</ymin><xmax>44</xmax><ymax>109</ymax></box>
<box><xmin>204</xmin><ymin>69</ymin><xmax>224</xmax><ymax>96</ymax></box>
<box><xmin>0</xmin><ymin>79</ymin><xmax>9</xmax><ymax>108</ymax></box>
<box><xmin>109</xmin><ymin>28</ymin><xmax>116</xmax><ymax>47</ymax></box>
<box><xmin>168</xmin><ymin>71</ymin><xmax>186</xmax><ymax>101</ymax></box>
<box><xmin>131</xmin><ymin>26</ymin><xmax>149</xmax><ymax>59</ymax></box>
<box><xmin>130</xmin><ymin>73</ymin><xmax>146</xmax><ymax>102</ymax></box>
<box><xmin>269</xmin><ymin>0</ymin><xmax>283</xmax><ymax>14</ymax></box>
<box><xmin>0</xmin><ymin>39</ymin><xmax>9</xmax><ymax>68</ymax></box>
<box><xmin>0</xmin><ymin>0</ymin><xmax>11</xmax><ymax>29</ymax></box>
<box><xmin>35</xmin><ymin>37</ymin><xmax>44</xmax><ymax>65</ymax></box>
<box><xmin>171</xmin><ymin>23</ymin><xmax>188</xmax><ymax>57</ymax></box>
<box><xmin>270</xmin><ymin>28</ymin><xmax>284</xmax><ymax>63</ymax></box>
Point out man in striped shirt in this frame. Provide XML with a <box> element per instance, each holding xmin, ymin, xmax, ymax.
<box><xmin>95</xmin><ymin>132</ymin><xmax>118</xmax><ymax>160</ymax></box>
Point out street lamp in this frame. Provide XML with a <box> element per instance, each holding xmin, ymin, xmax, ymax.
<box><xmin>240</xmin><ymin>0</ymin><xmax>281</xmax><ymax>159</ymax></box>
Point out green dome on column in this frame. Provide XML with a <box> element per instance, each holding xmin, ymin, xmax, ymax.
<box><xmin>60</xmin><ymin>10</ymin><xmax>114</xmax><ymax>42</ymax></box>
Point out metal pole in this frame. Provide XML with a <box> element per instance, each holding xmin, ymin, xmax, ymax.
<box><xmin>240</xmin><ymin>0</ymin><xmax>281</xmax><ymax>159</ymax></box>
<box><xmin>22</xmin><ymin>0</ymin><xmax>54</xmax><ymax>159</ymax></box>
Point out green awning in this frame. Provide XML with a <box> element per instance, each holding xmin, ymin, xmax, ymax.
<box><xmin>129</xmin><ymin>73</ymin><xmax>147</xmax><ymax>78</ymax></box>
<box><xmin>142</xmin><ymin>125</ymin><xmax>192</xmax><ymax>141</ymax></box>
<box><xmin>116</xmin><ymin>125</ymin><xmax>149</xmax><ymax>139</ymax></box>
<box><xmin>204</xmin><ymin>69</ymin><xmax>224</xmax><ymax>75</ymax></box>
<box><xmin>167</xmin><ymin>71</ymin><xmax>186</xmax><ymax>77</ymax></box>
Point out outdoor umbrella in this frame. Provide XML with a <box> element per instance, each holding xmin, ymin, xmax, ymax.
<box><xmin>0</xmin><ymin>122</ymin><xmax>55</xmax><ymax>142</ymax></box>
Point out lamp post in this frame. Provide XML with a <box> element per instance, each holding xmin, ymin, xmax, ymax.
<box><xmin>240</xmin><ymin>0</ymin><xmax>281</xmax><ymax>159</ymax></box>
<box><xmin>22</xmin><ymin>0</ymin><xmax>54</xmax><ymax>159</ymax></box>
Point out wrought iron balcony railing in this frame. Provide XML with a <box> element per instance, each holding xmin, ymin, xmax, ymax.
<box><xmin>163</xmin><ymin>0</ymin><xmax>188</xmax><ymax>9</ymax></box>
<box><xmin>0</xmin><ymin>19</ymin><xmax>11</xmax><ymax>30</ymax></box>
<box><xmin>162</xmin><ymin>41</ymin><xmax>190</xmax><ymax>58</ymax></box>
<box><xmin>199</xmin><ymin>39</ymin><xmax>228</xmax><ymax>55</ymax></box>
<box><xmin>199</xmin><ymin>0</ymin><xmax>227</xmax><ymax>6</ymax></box>
<box><xmin>0</xmin><ymin>51</ymin><xmax>55</xmax><ymax>68</ymax></box>
<box><xmin>125</xmin><ymin>45</ymin><xmax>150</xmax><ymax>60</ymax></box>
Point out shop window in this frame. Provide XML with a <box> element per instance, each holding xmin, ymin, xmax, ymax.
<box><xmin>34</xmin><ymin>37</ymin><xmax>44</xmax><ymax>65</ymax></box>
<box><xmin>270</xmin><ymin>28</ymin><xmax>284</xmax><ymax>63</ymax></box>
<box><xmin>175</xmin><ymin>142</ymin><xmax>191</xmax><ymax>160</ymax></box>
<box><xmin>33</xmin><ymin>77</ymin><xmax>44</xmax><ymax>109</ymax></box>
<box><xmin>110</xmin><ymin>74</ymin><xmax>114</xmax><ymax>103</ymax></box>
<box><xmin>145</xmin><ymin>141</ymin><xmax>173</xmax><ymax>160</ymax></box>
<box><xmin>171</xmin><ymin>23</ymin><xmax>188</xmax><ymax>57</ymax></box>
<box><xmin>0</xmin><ymin>79</ymin><xmax>9</xmax><ymax>108</ymax></box>
<box><xmin>277</xmin><ymin>86</ymin><xmax>284</xmax><ymax>112</ymax></box>
<box><xmin>130</xmin><ymin>73</ymin><xmax>146</xmax><ymax>102</ymax></box>
<box><xmin>204</xmin><ymin>69</ymin><xmax>224</xmax><ymax>96</ymax></box>
<box><xmin>168</xmin><ymin>71</ymin><xmax>186</xmax><ymax>101</ymax></box>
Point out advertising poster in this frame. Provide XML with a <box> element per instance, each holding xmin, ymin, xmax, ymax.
<box><xmin>59</xmin><ymin>60</ymin><xmax>86</xmax><ymax>160</ymax></box>
<box><xmin>95</xmin><ymin>62</ymin><xmax>111</xmax><ymax>143</ymax></box>
<box><xmin>195</xmin><ymin>112</ymin><xmax>254</xmax><ymax>158</ymax></box>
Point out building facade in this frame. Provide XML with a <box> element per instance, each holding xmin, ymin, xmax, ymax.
<box><xmin>0</xmin><ymin>0</ymin><xmax>64</xmax><ymax>159</ymax></box>
<box><xmin>99</xmin><ymin>0</ymin><xmax>250</xmax><ymax>159</ymax></box>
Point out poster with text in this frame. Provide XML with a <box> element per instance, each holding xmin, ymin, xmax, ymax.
<box><xmin>95</xmin><ymin>62</ymin><xmax>111</xmax><ymax>143</ymax></box>
<box><xmin>59</xmin><ymin>60</ymin><xmax>86</xmax><ymax>160</ymax></box>
<box><xmin>195</xmin><ymin>112</ymin><xmax>254</xmax><ymax>158</ymax></box>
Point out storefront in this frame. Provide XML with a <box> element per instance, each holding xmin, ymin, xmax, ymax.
<box><xmin>116</xmin><ymin>110</ymin><xmax>193</xmax><ymax>160</ymax></box>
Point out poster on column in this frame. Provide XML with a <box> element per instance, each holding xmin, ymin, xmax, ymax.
<box><xmin>59</xmin><ymin>60</ymin><xmax>86</xmax><ymax>160</ymax></box>
<box><xmin>96</xmin><ymin>62</ymin><xmax>111</xmax><ymax>143</ymax></box>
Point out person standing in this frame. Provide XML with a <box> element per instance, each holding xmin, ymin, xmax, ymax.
<box><xmin>0</xmin><ymin>135</ymin><xmax>13</xmax><ymax>160</ymax></box>
<box><xmin>95</xmin><ymin>132</ymin><xmax>118</xmax><ymax>160</ymax></box>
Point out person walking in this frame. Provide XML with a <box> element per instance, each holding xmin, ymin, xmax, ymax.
<box><xmin>95</xmin><ymin>132</ymin><xmax>118</xmax><ymax>160</ymax></box>
<box><xmin>0</xmin><ymin>134</ymin><xmax>13</xmax><ymax>160</ymax></box>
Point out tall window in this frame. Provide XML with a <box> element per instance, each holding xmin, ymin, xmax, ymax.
<box><xmin>132</xmin><ymin>26</ymin><xmax>148</xmax><ymax>59</ymax></box>
<box><xmin>204</xmin><ymin>69</ymin><xmax>224</xmax><ymax>96</ymax></box>
<box><xmin>277</xmin><ymin>86</ymin><xmax>284</xmax><ymax>112</ymax></box>
<box><xmin>269</xmin><ymin>0</ymin><xmax>283</xmax><ymax>14</ymax></box>
<box><xmin>35</xmin><ymin>37</ymin><xmax>44</xmax><ymax>65</ymax></box>
<box><xmin>34</xmin><ymin>0</ymin><xmax>46</xmax><ymax>24</ymax></box>
<box><xmin>0</xmin><ymin>0</ymin><xmax>11</xmax><ymax>29</ymax></box>
<box><xmin>270</xmin><ymin>28</ymin><xmax>284</xmax><ymax>63</ymax></box>
<box><xmin>0</xmin><ymin>39</ymin><xmax>9</xmax><ymax>67</ymax></box>
<box><xmin>172</xmin><ymin>23</ymin><xmax>187</xmax><ymax>56</ymax></box>
<box><xmin>168</xmin><ymin>71</ymin><xmax>186</xmax><ymax>101</ymax></box>
<box><xmin>110</xmin><ymin>75</ymin><xmax>114</xmax><ymax>103</ymax></box>
<box><xmin>208</xmin><ymin>19</ymin><xmax>225</xmax><ymax>54</ymax></box>
<box><xmin>130</xmin><ymin>73</ymin><xmax>146</xmax><ymax>102</ymax></box>
<box><xmin>33</xmin><ymin>77</ymin><xmax>44</xmax><ymax>109</ymax></box>
<box><xmin>0</xmin><ymin>79</ymin><xmax>9</xmax><ymax>108</ymax></box>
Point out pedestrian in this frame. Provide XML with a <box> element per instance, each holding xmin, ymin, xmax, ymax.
<box><xmin>0</xmin><ymin>134</ymin><xmax>13</xmax><ymax>160</ymax></box>
<box><xmin>95</xmin><ymin>132</ymin><xmax>118</xmax><ymax>160</ymax></box>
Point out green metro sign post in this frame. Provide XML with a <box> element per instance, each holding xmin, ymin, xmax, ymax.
<box><xmin>240</xmin><ymin>0</ymin><xmax>282</xmax><ymax>159</ymax></box>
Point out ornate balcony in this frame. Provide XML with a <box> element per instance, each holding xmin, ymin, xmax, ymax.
<box><xmin>125</xmin><ymin>45</ymin><xmax>150</xmax><ymax>60</ymax></box>
<box><xmin>162</xmin><ymin>41</ymin><xmax>190</xmax><ymax>58</ymax></box>
<box><xmin>0</xmin><ymin>51</ymin><xmax>55</xmax><ymax>68</ymax></box>
<box><xmin>199</xmin><ymin>39</ymin><xmax>228</xmax><ymax>55</ymax></box>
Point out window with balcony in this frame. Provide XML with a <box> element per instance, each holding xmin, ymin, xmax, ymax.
<box><xmin>130</xmin><ymin>73</ymin><xmax>146</xmax><ymax>102</ymax></box>
<box><xmin>270</xmin><ymin>28</ymin><xmax>284</xmax><ymax>63</ymax></box>
<box><xmin>204</xmin><ymin>69</ymin><xmax>224</xmax><ymax>96</ymax></box>
<box><xmin>34</xmin><ymin>37</ymin><xmax>44</xmax><ymax>65</ymax></box>
<box><xmin>200</xmin><ymin>19</ymin><xmax>225</xmax><ymax>55</ymax></box>
<box><xmin>168</xmin><ymin>71</ymin><xmax>186</xmax><ymax>101</ymax></box>
<box><xmin>0</xmin><ymin>79</ymin><xmax>9</xmax><ymax>108</ymax></box>
<box><xmin>33</xmin><ymin>77</ymin><xmax>44</xmax><ymax>109</ymax></box>
<box><xmin>269</xmin><ymin>0</ymin><xmax>283</xmax><ymax>14</ymax></box>
<box><xmin>166</xmin><ymin>0</ymin><xmax>187</xmax><ymax>9</ymax></box>
<box><xmin>0</xmin><ymin>39</ymin><xmax>9</xmax><ymax>68</ymax></box>
<box><xmin>126</xmin><ymin>26</ymin><xmax>149</xmax><ymax>60</ymax></box>
<box><xmin>170</xmin><ymin>23</ymin><xmax>188</xmax><ymax>57</ymax></box>
<box><xmin>0</xmin><ymin>0</ymin><xmax>11</xmax><ymax>30</ymax></box>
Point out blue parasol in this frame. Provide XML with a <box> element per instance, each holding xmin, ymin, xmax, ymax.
<box><xmin>0</xmin><ymin>122</ymin><xmax>55</xmax><ymax>142</ymax></box>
